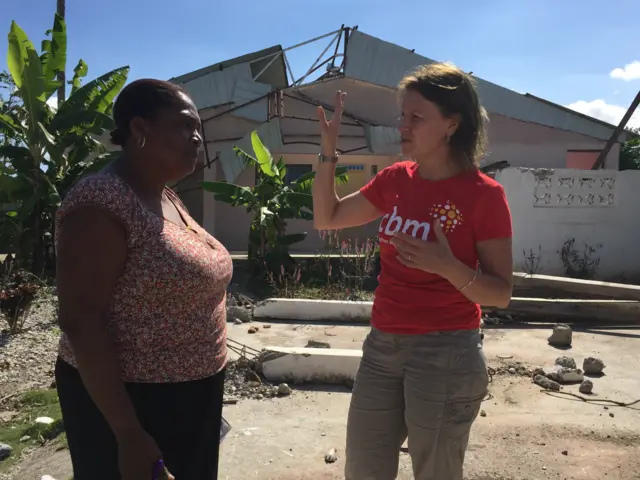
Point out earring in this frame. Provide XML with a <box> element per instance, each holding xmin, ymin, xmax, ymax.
<box><xmin>137</xmin><ymin>136</ymin><xmax>146</xmax><ymax>149</ymax></box>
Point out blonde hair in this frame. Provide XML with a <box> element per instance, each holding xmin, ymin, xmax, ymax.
<box><xmin>399</xmin><ymin>62</ymin><xmax>488</xmax><ymax>168</ymax></box>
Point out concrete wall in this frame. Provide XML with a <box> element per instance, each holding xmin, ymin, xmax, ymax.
<box><xmin>496</xmin><ymin>167</ymin><xmax>640</xmax><ymax>281</ymax></box>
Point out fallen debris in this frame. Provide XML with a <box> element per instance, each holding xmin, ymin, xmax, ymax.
<box><xmin>512</xmin><ymin>272</ymin><xmax>640</xmax><ymax>302</ymax></box>
<box><xmin>547</xmin><ymin>366</ymin><xmax>584</xmax><ymax>384</ymax></box>
<box><xmin>583</xmin><ymin>357</ymin><xmax>606</xmax><ymax>375</ymax></box>
<box><xmin>533</xmin><ymin>374</ymin><xmax>561</xmax><ymax>391</ymax></box>
<box><xmin>248</xmin><ymin>327</ymin><xmax>259</xmax><ymax>334</ymax></box>
<box><xmin>496</xmin><ymin>362</ymin><xmax>532</xmax><ymax>377</ymax></box>
<box><xmin>223</xmin><ymin>340</ymin><xmax>290</xmax><ymax>402</ymax></box>
<box><xmin>227</xmin><ymin>304</ymin><xmax>253</xmax><ymax>324</ymax></box>
<box><xmin>278</xmin><ymin>383</ymin><xmax>292</xmax><ymax>396</ymax></box>
<box><xmin>555</xmin><ymin>356</ymin><xmax>577</xmax><ymax>369</ymax></box>
<box><xmin>548</xmin><ymin>324</ymin><xmax>572</xmax><ymax>347</ymax></box>
<box><xmin>325</xmin><ymin>448</ymin><xmax>338</xmax><ymax>464</ymax></box>
<box><xmin>579</xmin><ymin>379</ymin><xmax>594</xmax><ymax>394</ymax></box>
<box><xmin>306</xmin><ymin>340</ymin><xmax>331</xmax><ymax>349</ymax></box>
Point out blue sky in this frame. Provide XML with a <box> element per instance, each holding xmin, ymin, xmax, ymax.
<box><xmin>3</xmin><ymin>0</ymin><xmax>639</xmax><ymax>127</ymax></box>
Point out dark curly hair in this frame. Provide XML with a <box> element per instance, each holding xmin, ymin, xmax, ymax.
<box><xmin>110</xmin><ymin>78</ymin><xmax>189</xmax><ymax>147</ymax></box>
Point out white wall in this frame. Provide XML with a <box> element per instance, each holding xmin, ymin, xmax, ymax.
<box><xmin>496</xmin><ymin>167</ymin><xmax>640</xmax><ymax>281</ymax></box>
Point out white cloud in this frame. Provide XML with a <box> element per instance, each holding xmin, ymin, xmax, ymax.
<box><xmin>610</xmin><ymin>61</ymin><xmax>640</xmax><ymax>81</ymax></box>
<box><xmin>566</xmin><ymin>99</ymin><xmax>640</xmax><ymax>129</ymax></box>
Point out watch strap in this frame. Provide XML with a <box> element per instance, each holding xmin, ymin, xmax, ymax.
<box><xmin>318</xmin><ymin>153</ymin><xmax>339</xmax><ymax>163</ymax></box>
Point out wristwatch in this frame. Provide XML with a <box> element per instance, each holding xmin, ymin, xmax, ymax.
<box><xmin>318</xmin><ymin>153</ymin><xmax>339</xmax><ymax>163</ymax></box>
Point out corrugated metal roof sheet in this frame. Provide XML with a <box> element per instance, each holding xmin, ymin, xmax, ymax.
<box><xmin>170</xmin><ymin>45</ymin><xmax>283</xmax><ymax>84</ymax></box>
<box><xmin>181</xmin><ymin>63</ymin><xmax>252</xmax><ymax>110</ymax></box>
<box><xmin>345</xmin><ymin>30</ymin><xmax>622</xmax><ymax>142</ymax></box>
<box><xmin>364</xmin><ymin>126</ymin><xmax>401</xmax><ymax>155</ymax></box>
<box><xmin>232</xmin><ymin>78</ymin><xmax>271</xmax><ymax>122</ymax></box>
<box><xmin>219</xmin><ymin>120</ymin><xmax>284</xmax><ymax>182</ymax></box>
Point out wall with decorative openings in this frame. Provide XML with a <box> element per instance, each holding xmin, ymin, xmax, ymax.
<box><xmin>496</xmin><ymin>168</ymin><xmax>640</xmax><ymax>280</ymax></box>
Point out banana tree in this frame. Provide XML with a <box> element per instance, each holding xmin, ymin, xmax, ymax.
<box><xmin>0</xmin><ymin>13</ymin><xmax>128</xmax><ymax>273</ymax></box>
<box><xmin>202</xmin><ymin>131</ymin><xmax>348</xmax><ymax>274</ymax></box>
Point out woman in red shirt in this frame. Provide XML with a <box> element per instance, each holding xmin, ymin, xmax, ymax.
<box><xmin>312</xmin><ymin>62</ymin><xmax>513</xmax><ymax>480</ymax></box>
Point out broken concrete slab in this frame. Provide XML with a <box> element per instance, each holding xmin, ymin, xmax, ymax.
<box><xmin>546</xmin><ymin>366</ymin><xmax>584</xmax><ymax>384</ymax></box>
<box><xmin>513</xmin><ymin>273</ymin><xmax>640</xmax><ymax>301</ymax></box>
<box><xmin>253</xmin><ymin>298</ymin><xmax>372</xmax><ymax>322</ymax></box>
<box><xmin>255</xmin><ymin>297</ymin><xmax>640</xmax><ymax>326</ymax></box>
<box><xmin>260</xmin><ymin>347</ymin><xmax>362</xmax><ymax>385</ymax></box>
<box><xmin>497</xmin><ymin>298</ymin><xmax>640</xmax><ymax>323</ymax></box>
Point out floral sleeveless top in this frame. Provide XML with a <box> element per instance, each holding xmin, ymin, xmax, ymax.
<box><xmin>55</xmin><ymin>173</ymin><xmax>232</xmax><ymax>383</ymax></box>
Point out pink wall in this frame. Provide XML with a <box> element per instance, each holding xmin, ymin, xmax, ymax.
<box><xmin>485</xmin><ymin>114</ymin><xmax>620</xmax><ymax>170</ymax></box>
<box><xmin>566</xmin><ymin>150</ymin><xmax>599</xmax><ymax>169</ymax></box>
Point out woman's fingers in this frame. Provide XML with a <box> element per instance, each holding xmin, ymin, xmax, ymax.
<box><xmin>317</xmin><ymin>106</ymin><xmax>329</xmax><ymax>128</ymax></box>
<box><xmin>391</xmin><ymin>237</ymin><xmax>421</xmax><ymax>257</ymax></box>
<box><xmin>333</xmin><ymin>90</ymin><xmax>345</xmax><ymax>121</ymax></box>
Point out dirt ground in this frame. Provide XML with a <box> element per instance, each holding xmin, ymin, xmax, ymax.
<box><xmin>10</xmin><ymin>324</ymin><xmax>640</xmax><ymax>480</ymax></box>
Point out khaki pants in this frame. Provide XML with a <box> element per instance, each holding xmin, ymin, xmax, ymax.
<box><xmin>345</xmin><ymin>328</ymin><xmax>488</xmax><ymax>480</ymax></box>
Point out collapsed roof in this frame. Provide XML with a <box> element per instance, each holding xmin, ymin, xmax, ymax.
<box><xmin>172</xmin><ymin>27</ymin><xmax>630</xmax><ymax>182</ymax></box>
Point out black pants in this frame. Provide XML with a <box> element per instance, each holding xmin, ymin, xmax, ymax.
<box><xmin>55</xmin><ymin>357</ymin><xmax>225</xmax><ymax>480</ymax></box>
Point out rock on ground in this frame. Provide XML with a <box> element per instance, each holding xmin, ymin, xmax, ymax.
<box><xmin>546</xmin><ymin>366</ymin><xmax>584</xmax><ymax>384</ymax></box>
<box><xmin>533</xmin><ymin>374</ymin><xmax>561</xmax><ymax>391</ymax></box>
<box><xmin>579</xmin><ymin>379</ymin><xmax>594</xmax><ymax>394</ymax></box>
<box><xmin>583</xmin><ymin>356</ymin><xmax>606</xmax><ymax>375</ymax></box>
<box><xmin>548</xmin><ymin>324</ymin><xmax>572</xmax><ymax>347</ymax></box>
<box><xmin>0</xmin><ymin>443</ymin><xmax>12</xmax><ymax>461</ymax></box>
<box><xmin>555</xmin><ymin>356</ymin><xmax>576</xmax><ymax>369</ymax></box>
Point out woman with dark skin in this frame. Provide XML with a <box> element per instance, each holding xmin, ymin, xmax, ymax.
<box><xmin>55</xmin><ymin>79</ymin><xmax>232</xmax><ymax>480</ymax></box>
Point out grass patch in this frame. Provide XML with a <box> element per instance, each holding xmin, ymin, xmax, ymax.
<box><xmin>0</xmin><ymin>389</ymin><xmax>65</xmax><ymax>472</ymax></box>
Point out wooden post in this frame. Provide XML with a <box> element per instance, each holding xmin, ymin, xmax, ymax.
<box><xmin>591</xmin><ymin>89</ymin><xmax>640</xmax><ymax>170</ymax></box>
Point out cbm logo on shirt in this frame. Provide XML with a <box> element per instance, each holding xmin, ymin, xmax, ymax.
<box><xmin>378</xmin><ymin>202</ymin><xmax>465</xmax><ymax>243</ymax></box>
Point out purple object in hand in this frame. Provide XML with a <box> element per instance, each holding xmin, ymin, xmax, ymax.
<box><xmin>152</xmin><ymin>459</ymin><xmax>166</xmax><ymax>480</ymax></box>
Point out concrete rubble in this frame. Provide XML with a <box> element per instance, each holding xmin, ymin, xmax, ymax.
<box><xmin>579</xmin><ymin>379</ymin><xmax>594</xmax><ymax>394</ymax></box>
<box><xmin>546</xmin><ymin>366</ymin><xmax>584</xmax><ymax>384</ymax></box>
<box><xmin>531</xmin><ymin>327</ymin><xmax>608</xmax><ymax>396</ymax></box>
<box><xmin>583</xmin><ymin>356</ymin><xmax>606</xmax><ymax>375</ymax></box>
<box><xmin>226</xmin><ymin>291</ymin><xmax>255</xmax><ymax>324</ymax></box>
<box><xmin>533</xmin><ymin>374</ymin><xmax>561</xmax><ymax>391</ymax></box>
<box><xmin>324</xmin><ymin>448</ymin><xmax>338</xmax><ymax>464</ymax></box>
<box><xmin>555</xmin><ymin>356</ymin><xmax>577</xmax><ymax>369</ymax></box>
<box><xmin>548</xmin><ymin>324</ymin><xmax>572</xmax><ymax>347</ymax></box>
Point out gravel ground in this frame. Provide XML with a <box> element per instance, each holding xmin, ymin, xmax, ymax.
<box><xmin>0</xmin><ymin>289</ymin><xmax>59</xmax><ymax>401</ymax></box>
<box><xmin>0</xmin><ymin>289</ymin><xmax>278</xmax><ymax>404</ymax></box>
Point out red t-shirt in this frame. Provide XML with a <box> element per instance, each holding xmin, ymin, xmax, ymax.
<box><xmin>360</xmin><ymin>161</ymin><xmax>512</xmax><ymax>334</ymax></box>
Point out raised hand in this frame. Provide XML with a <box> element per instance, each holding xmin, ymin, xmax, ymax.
<box><xmin>317</xmin><ymin>90</ymin><xmax>346</xmax><ymax>157</ymax></box>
